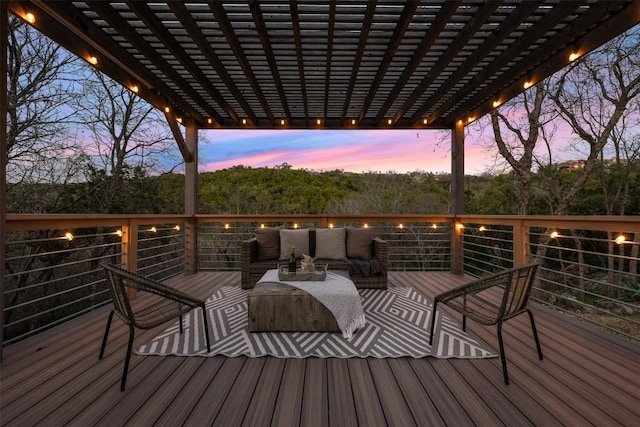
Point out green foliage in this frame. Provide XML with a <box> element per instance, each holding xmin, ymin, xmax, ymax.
<box><xmin>465</xmin><ymin>174</ymin><xmax>518</xmax><ymax>215</ymax></box>
<box><xmin>7</xmin><ymin>163</ymin><xmax>640</xmax><ymax>216</ymax></box>
<box><xmin>198</xmin><ymin>166</ymin><xmax>356</xmax><ymax>214</ymax></box>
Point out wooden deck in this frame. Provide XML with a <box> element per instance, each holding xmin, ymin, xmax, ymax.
<box><xmin>1</xmin><ymin>272</ymin><xmax>639</xmax><ymax>426</ymax></box>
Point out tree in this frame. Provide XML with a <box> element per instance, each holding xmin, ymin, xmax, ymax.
<box><xmin>547</xmin><ymin>26</ymin><xmax>640</xmax><ymax>216</ymax></box>
<box><xmin>5</xmin><ymin>15</ymin><xmax>83</xmax><ymax>211</ymax></box>
<box><xmin>76</xmin><ymin>69</ymin><xmax>179</xmax><ymax>213</ymax></box>
<box><xmin>488</xmin><ymin>82</ymin><xmax>555</xmax><ymax>215</ymax></box>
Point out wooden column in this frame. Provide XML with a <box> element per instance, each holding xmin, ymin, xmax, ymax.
<box><xmin>1</xmin><ymin>1</ymin><xmax>8</xmax><ymax>360</ymax></box>
<box><xmin>184</xmin><ymin>120</ymin><xmax>198</xmax><ymax>274</ymax></box>
<box><xmin>451</xmin><ymin>122</ymin><xmax>465</xmax><ymax>274</ymax></box>
<box><xmin>451</xmin><ymin>122</ymin><xmax>465</xmax><ymax>215</ymax></box>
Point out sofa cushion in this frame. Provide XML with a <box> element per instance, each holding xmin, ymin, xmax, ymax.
<box><xmin>255</xmin><ymin>227</ymin><xmax>280</xmax><ymax>260</ymax></box>
<box><xmin>279</xmin><ymin>228</ymin><xmax>310</xmax><ymax>260</ymax></box>
<box><xmin>346</xmin><ymin>227</ymin><xmax>375</xmax><ymax>259</ymax></box>
<box><xmin>315</xmin><ymin>227</ymin><xmax>346</xmax><ymax>260</ymax></box>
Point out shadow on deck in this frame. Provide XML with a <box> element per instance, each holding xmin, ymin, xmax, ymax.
<box><xmin>1</xmin><ymin>271</ymin><xmax>639</xmax><ymax>426</ymax></box>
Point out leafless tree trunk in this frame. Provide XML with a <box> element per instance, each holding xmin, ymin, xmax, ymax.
<box><xmin>489</xmin><ymin>82</ymin><xmax>551</xmax><ymax>215</ymax></box>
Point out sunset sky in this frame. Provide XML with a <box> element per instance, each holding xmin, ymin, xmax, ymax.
<box><xmin>198</xmin><ymin>128</ymin><xmax>499</xmax><ymax>175</ymax></box>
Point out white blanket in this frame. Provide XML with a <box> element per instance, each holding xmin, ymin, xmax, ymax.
<box><xmin>257</xmin><ymin>270</ymin><xmax>366</xmax><ymax>339</ymax></box>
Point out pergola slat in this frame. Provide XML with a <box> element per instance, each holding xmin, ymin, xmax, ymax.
<box><xmin>6</xmin><ymin>1</ymin><xmax>640</xmax><ymax>129</ymax></box>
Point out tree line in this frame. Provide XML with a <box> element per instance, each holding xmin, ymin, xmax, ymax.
<box><xmin>7</xmin><ymin>163</ymin><xmax>639</xmax><ymax>217</ymax></box>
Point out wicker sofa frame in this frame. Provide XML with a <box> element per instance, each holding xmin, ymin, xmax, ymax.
<box><xmin>241</xmin><ymin>230</ymin><xmax>388</xmax><ymax>289</ymax></box>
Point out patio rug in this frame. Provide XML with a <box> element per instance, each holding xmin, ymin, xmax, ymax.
<box><xmin>136</xmin><ymin>287</ymin><xmax>496</xmax><ymax>359</ymax></box>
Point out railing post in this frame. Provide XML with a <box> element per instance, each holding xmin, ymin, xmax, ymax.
<box><xmin>513</xmin><ymin>219</ymin><xmax>528</xmax><ymax>267</ymax></box>
<box><xmin>185</xmin><ymin>218</ymin><xmax>197</xmax><ymax>274</ymax></box>
<box><xmin>452</xmin><ymin>218</ymin><xmax>464</xmax><ymax>275</ymax></box>
<box><xmin>121</xmin><ymin>223</ymin><xmax>138</xmax><ymax>299</ymax></box>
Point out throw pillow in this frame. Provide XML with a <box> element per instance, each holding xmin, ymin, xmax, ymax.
<box><xmin>255</xmin><ymin>227</ymin><xmax>280</xmax><ymax>260</ymax></box>
<box><xmin>279</xmin><ymin>228</ymin><xmax>310</xmax><ymax>260</ymax></box>
<box><xmin>315</xmin><ymin>227</ymin><xmax>346</xmax><ymax>259</ymax></box>
<box><xmin>346</xmin><ymin>227</ymin><xmax>375</xmax><ymax>259</ymax></box>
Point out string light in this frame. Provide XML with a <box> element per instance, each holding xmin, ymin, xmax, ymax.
<box><xmin>25</xmin><ymin>13</ymin><xmax>36</xmax><ymax>24</ymax></box>
<box><xmin>329</xmin><ymin>223</ymin><xmax>334</xmax><ymax>229</ymax></box>
<box><xmin>492</xmin><ymin>100</ymin><xmax>501</xmax><ymax>108</ymax></box>
<box><xmin>363</xmin><ymin>223</ymin><xmax>369</xmax><ymax>228</ymax></box>
<box><xmin>431</xmin><ymin>223</ymin><xmax>438</xmax><ymax>229</ymax></box>
<box><xmin>479</xmin><ymin>226</ymin><xmax>486</xmax><ymax>232</ymax></box>
<box><xmin>150</xmin><ymin>226</ymin><xmax>157</xmax><ymax>233</ymax></box>
<box><xmin>88</xmin><ymin>56</ymin><xmax>98</xmax><ymax>65</ymax></box>
<box><xmin>115</xmin><ymin>230</ymin><xmax>123</xmax><ymax>237</ymax></box>
<box><xmin>550</xmin><ymin>231</ymin><xmax>559</xmax><ymax>239</ymax></box>
<box><xmin>523</xmin><ymin>81</ymin><xmax>533</xmax><ymax>89</ymax></box>
<box><xmin>398</xmin><ymin>224</ymin><xmax>404</xmax><ymax>230</ymax></box>
<box><xmin>260</xmin><ymin>224</ymin><xmax>265</xmax><ymax>228</ymax></box>
<box><xmin>455</xmin><ymin>223</ymin><xmax>464</xmax><ymax>230</ymax></box>
<box><xmin>615</xmin><ymin>235</ymin><xmax>626</xmax><ymax>244</ymax></box>
<box><xmin>131</xmin><ymin>85</ymin><xmax>139</xmax><ymax>93</ymax></box>
<box><xmin>174</xmin><ymin>225</ymin><xmax>180</xmax><ymax>231</ymax></box>
<box><xmin>293</xmin><ymin>223</ymin><xmax>299</xmax><ymax>229</ymax></box>
<box><xmin>569</xmin><ymin>52</ymin><xmax>580</xmax><ymax>62</ymax></box>
<box><xmin>164</xmin><ymin>106</ymin><xmax>170</xmax><ymax>113</ymax></box>
<box><xmin>65</xmin><ymin>232</ymin><xmax>74</xmax><ymax>241</ymax></box>
<box><xmin>224</xmin><ymin>223</ymin><xmax>230</xmax><ymax>230</ymax></box>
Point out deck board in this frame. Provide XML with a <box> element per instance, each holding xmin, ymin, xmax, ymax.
<box><xmin>1</xmin><ymin>271</ymin><xmax>639</xmax><ymax>426</ymax></box>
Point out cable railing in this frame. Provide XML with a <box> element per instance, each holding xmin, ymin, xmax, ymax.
<box><xmin>3</xmin><ymin>214</ymin><xmax>639</xmax><ymax>347</ymax></box>
<box><xmin>3</xmin><ymin>216</ymin><xmax>186</xmax><ymax>345</ymax></box>
<box><xmin>457</xmin><ymin>216</ymin><xmax>640</xmax><ymax>345</ymax></box>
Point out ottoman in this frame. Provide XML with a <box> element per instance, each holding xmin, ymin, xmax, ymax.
<box><xmin>247</xmin><ymin>282</ymin><xmax>340</xmax><ymax>332</ymax></box>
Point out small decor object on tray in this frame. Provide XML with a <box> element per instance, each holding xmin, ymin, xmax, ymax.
<box><xmin>301</xmin><ymin>254</ymin><xmax>316</xmax><ymax>272</ymax></box>
<box><xmin>278</xmin><ymin>263</ymin><xmax>328</xmax><ymax>281</ymax></box>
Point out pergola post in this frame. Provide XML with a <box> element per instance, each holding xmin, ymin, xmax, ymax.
<box><xmin>451</xmin><ymin>122</ymin><xmax>465</xmax><ymax>275</ymax></box>
<box><xmin>1</xmin><ymin>0</ymin><xmax>8</xmax><ymax>360</ymax></box>
<box><xmin>184</xmin><ymin>120</ymin><xmax>198</xmax><ymax>274</ymax></box>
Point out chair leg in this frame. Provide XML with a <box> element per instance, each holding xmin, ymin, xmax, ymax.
<box><xmin>527</xmin><ymin>309</ymin><xmax>543</xmax><ymax>360</ymax></box>
<box><xmin>497</xmin><ymin>321</ymin><xmax>510</xmax><ymax>385</ymax></box>
<box><xmin>429</xmin><ymin>300</ymin><xmax>439</xmax><ymax>346</ymax></box>
<box><xmin>201</xmin><ymin>304</ymin><xmax>211</xmax><ymax>353</ymax></box>
<box><xmin>120</xmin><ymin>324</ymin><xmax>135</xmax><ymax>391</ymax></box>
<box><xmin>99</xmin><ymin>311</ymin><xmax>115</xmax><ymax>359</ymax></box>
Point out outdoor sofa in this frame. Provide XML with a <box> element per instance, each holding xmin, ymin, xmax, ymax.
<box><xmin>241</xmin><ymin>227</ymin><xmax>388</xmax><ymax>289</ymax></box>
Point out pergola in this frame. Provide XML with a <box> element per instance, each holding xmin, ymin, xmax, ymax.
<box><xmin>3</xmin><ymin>0</ymin><xmax>640</xmax><ymax>204</ymax></box>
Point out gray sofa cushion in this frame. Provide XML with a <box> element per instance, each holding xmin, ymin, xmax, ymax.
<box><xmin>279</xmin><ymin>228</ymin><xmax>310</xmax><ymax>259</ymax></box>
<box><xmin>255</xmin><ymin>227</ymin><xmax>280</xmax><ymax>260</ymax></box>
<box><xmin>346</xmin><ymin>227</ymin><xmax>375</xmax><ymax>259</ymax></box>
<box><xmin>315</xmin><ymin>227</ymin><xmax>346</xmax><ymax>259</ymax></box>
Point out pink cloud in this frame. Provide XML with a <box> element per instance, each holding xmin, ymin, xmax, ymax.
<box><xmin>200</xmin><ymin>129</ymin><xmax>497</xmax><ymax>174</ymax></box>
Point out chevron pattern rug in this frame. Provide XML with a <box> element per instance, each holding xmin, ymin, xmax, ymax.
<box><xmin>136</xmin><ymin>287</ymin><xmax>495</xmax><ymax>359</ymax></box>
